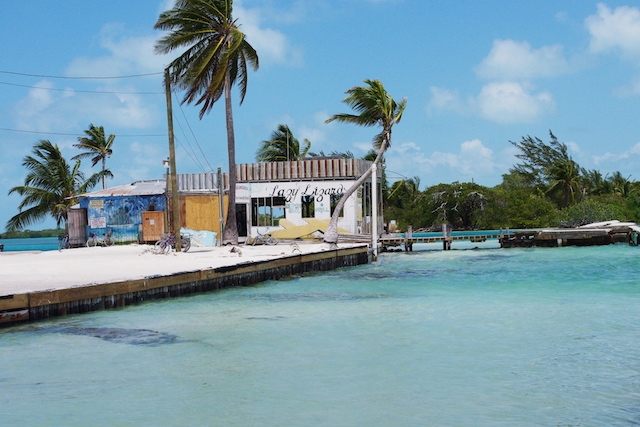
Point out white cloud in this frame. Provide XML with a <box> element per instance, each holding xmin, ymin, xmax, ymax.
<box><xmin>476</xmin><ymin>82</ymin><xmax>555</xmax><ymax>124</ymax></box>
<box><xmin>427</xmin><ymin>87</ymin><xmax>466</xmax><ymax>115</ymax></box>
<box><xmin>299</xmin><ymin>126</ymin><xmax>325</xmax><ymax>145</ymax></box>
<box><xmin>67</xmin><ymin>24</ymin><xmax>165</xmax><ymax>76</ymax></box>
<box><xmin>565</xmin><ymin>141</ymin><xmax>582</xmax><ymax>155</ymax></box>
<box><xmin>476</xmin><ymin>39</ymin><xmax>570</xmax><ymax>80</ymax></box>
<box><xmin>593</xmin><ymin>141</ymin><xmax>640</xmax><ymax>165</ymax></box>
<box><xmin>386</xmin><ymin>139</ymin><xmax>505</xmax><ymax>185</ymax></box>
<box><xmin>586</xmin><ymin>3</ymin><xmax>640</xmax><ymax>60</ymax></box>
<box><xmin>612</xmin><ymin>75</ymin><xmax>640</xmax><ymax>97</ymax></box>
<box><xmin>235</xmin><ymin>4</ymin><xmax>303</xmax><ymax>67</ymax></box>
<box><xmin>13</xmin><ymin>81</ymin><xmax>159</xmax><ymax>133</ymax></box>
<box><xmin>429</xmin><ymin>139</ymin><xmax>495</xmax><ymax>176</ymax></box>
<box><xmin>14</xmin><ymin>80</ymin><xmax>56</xmax><ymax>119</ymax></box>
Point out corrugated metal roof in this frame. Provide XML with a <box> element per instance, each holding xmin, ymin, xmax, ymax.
<box><xmin>78</xmin><ymin>180</ymin><xmax>166</xmax><ymax>198</ymax></box>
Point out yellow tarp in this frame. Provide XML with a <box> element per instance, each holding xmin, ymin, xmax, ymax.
<box><xmin>268</xmin><ymin>218</ymin><xmax>350</xmax><ymax>239</ymax></box>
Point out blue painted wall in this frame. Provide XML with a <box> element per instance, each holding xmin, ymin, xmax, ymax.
<box><xmin>79</xmin><ymin>195</ymin><xmax>167</xmax><ymax>242</ymax></box>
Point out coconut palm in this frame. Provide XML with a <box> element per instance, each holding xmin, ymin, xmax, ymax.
<box><xmin>6</xmin><ymin>140</ymin><xmax>101</xmax><ymax>232</ymax></box>
<box><xmin>256</xmin><ymin>124</ymin><xmax>311</xmax><ymax>162</ymax></box>
<box><xmin>546</xmin><ymin>158</ymin><xmax>581</xmax><ymax>208</ymax></box>
<box><xmin>308</xmin><ymin>150</ymin><xmax>355</xmax><ymax>158</ymax></box>
<box><xmin>155</xmin><ymin>0</ymin><xmax>259</xmax><ymax>245</ymax></box>
<box><xmin>323</xmin><ymin>79</ymin><xmax>407</xmax><ymax>246</ymax></box>
<box><xmin>72</xmin><ymin>124</ymin><xmax>115</xmax><ymax>189</ymax></box>
<box><xmin>608</xmin><ymin>171</ymin><xmax>634</xmax><ymax>198</ymax></box>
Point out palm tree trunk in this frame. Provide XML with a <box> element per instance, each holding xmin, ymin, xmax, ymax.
<box><xmin>101</xmin><ymin>157</ymin><xmax>106</xmax><ymax>189</ymax></box>
<box><xmin>324</xmin><ymin>136</ymin><xmax>388</xmax><ymax>248</ymax></box>
<box><xmin>222</xmin><ymin>73</ymin><xmax>239</xmax><ymax>245</ymax></box>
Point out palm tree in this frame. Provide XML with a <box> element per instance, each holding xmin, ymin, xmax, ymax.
<box><xmin>155</xmin><ymin>0</ymin><xmax>259</xmax><ymax>245</ymax></box>
<box><xmin>608</xmin><ymin>171</ymin><xmax>634</xmax><ymax>198</ymax></box>
<box><xmin>308</xmin><ymin>150</ymin><xmax>355</xmax><ymax>158</ymax></box>
<box><xmin>323</xmin><ymin>79</ymin><xmax>407</xmax><ymax>246</ymax></box>
<box><xmin>546</xmin><ymin>158</ymin><xmax>581</xmax><ymax>208</ymax></box>
<box><xmin>72</xmin><ymin>124</ymin><xmax>115</xmax><ymax>189</ymax></box>
<box><xmin>256</xmin><ymin>124</ymin><xmax>311</xmax><ymax>162</ymax></box>
<box><xmin>6</xmin><ymin>140</ymin><xmax>101</xmax><ymax>232</ymax></box>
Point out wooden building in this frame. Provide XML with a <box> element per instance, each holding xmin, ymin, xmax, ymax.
<box><xmin>72</xmin><ymin>158</ymin><xmax>380</xmax><ymax>244</ymax></box>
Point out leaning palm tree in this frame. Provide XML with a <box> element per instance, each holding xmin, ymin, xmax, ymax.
<box><xmin>323</xmin><ymin>79</ymin><xmax>407</xmax><ymax>246</ymax></box>
<box><xmin>256</xmin><ymin>124</ymin><xmax>311</xmax><ymax>162</ymax></box>
<box><xmin>72</xmin><ymin>124</ymin><xmax>115</xmax><ymax>189</ymax></box>
<box><xmin>155</xmin><ymin>0</ymin><xmax>259</xmax><ymax>245</ymax></box>
<box><xmin>6</xmin><ymin>140</ymin><xmax>101</xmax><ymax>232</ymax></box>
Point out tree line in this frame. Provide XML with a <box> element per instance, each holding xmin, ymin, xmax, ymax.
<box><xmin>385</xmin><ymin>131</ymin><xmax>639</xmax><ymax>231</ymax></box>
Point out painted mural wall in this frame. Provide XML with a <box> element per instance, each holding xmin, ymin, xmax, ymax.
<box><xmin>80</xmin><ymin>195</ymin><xmax>167</xmax><ymax>242</ymax></box>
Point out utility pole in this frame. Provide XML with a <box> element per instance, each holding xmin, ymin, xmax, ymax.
<box><xmin>164</xmin><ymin>68</ymin><xmax>181</xmax><ymax>252</ymax></box>
<box><xmin>217</xmin><ymin>167</ymin><xmax>224</xmax><ymax>246</ymax></box>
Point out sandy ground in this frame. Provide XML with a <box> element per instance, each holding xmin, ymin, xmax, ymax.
<box><xmin>0</xmin><ymin>241</ymin><xmax>352</xmax><ymax>296</ymax></box>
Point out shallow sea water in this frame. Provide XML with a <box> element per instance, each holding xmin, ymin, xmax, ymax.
<box><xmin>2</xmin><ymin>243</ymin><xmax>640</xmax><ymax>426</ymax></box>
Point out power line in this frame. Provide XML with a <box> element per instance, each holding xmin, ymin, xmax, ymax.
<box><xmin>0</xmin><ymin>127</ymin><xmax>166</xmax><ymax>138</ymax></box>
<box><xmin>0</xmin><ymin>81</ymin><xmax>164</xmax><ymax>95</ymax></box>
<box><xmin>174</xmin><ymin>92</ymin><xmax>215</xmax><ymax>172</ymax></box>
<box><xmin>0</xmin><ymin>70</ymin><xmax>163</xmax><ymax>80</ymax></box>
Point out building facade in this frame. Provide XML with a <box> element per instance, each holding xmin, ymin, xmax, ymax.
<box><xmin>74</xmin><ymin>158</ymin><xmax>380</xmax><ymax>244</ymax></box>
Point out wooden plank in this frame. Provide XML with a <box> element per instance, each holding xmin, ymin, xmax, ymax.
<box><xmin>0</xmin><ymin>293</ymin><xmax>29</xmax><ymax>311</ymax></box>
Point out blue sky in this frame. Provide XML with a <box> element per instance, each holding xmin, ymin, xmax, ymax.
<box><xmin>2</xmin><ymin>0</ymin><xmax>640</xmax><ymax>230</ymax></box>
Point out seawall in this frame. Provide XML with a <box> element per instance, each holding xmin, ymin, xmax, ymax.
<box><xmin>0</xmin><ymin>246</ymin><xmax>369</xmax><ymax>326</ymax></box>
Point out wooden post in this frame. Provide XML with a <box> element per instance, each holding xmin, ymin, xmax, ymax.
<box><xmin>371</xmin><ymin>163</ymin><xmax>378</xmax><ymax>260</ymax></box>
<box><xmin>405</xmin><ymin>226</ymin><xmax>413</xmax><ymax>252</ymax></box>
<box><xmin>217</xmin><ymin>167</ymin><xmax>224</xmax><ymax>246</ymax></box>
<box><xmin>443</xmin><ymin>223</ymin><xmax>451</xmax><ymax>250</ymax></box>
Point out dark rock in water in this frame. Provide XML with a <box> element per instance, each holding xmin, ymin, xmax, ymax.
<box><xmin>47</xmin><ymin>326</ymin><xmax>179</xmax><ymax>346</ymax></box>
<box><xmin>246</xmin><ymin>316</ymin><xmax>286</xmax><ymax>321</ymax></box>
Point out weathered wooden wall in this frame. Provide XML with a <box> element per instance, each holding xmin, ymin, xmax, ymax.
<box><xmin>180</xmin><ymin>194</ymin><xmax>227</xmax><ymax>233</ymax></box>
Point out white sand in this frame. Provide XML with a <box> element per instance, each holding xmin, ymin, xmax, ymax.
<box><xmin>0</xmin><ymin>242</ymin><xmax>356</xmax><ymax>295</ymax></box>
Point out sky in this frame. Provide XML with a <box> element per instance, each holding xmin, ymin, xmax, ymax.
<box><xmin>2</xmin><ymin>0</ymin><xmax>640</xmax><ymax>230</ymax></box>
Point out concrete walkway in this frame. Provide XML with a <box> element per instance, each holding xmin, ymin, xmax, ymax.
<box><xmin>0</xmin><ymin>242</ymin><xmax>350</xmax><ymax>296</ymax></box>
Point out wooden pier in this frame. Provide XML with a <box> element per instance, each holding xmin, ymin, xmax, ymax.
<box><xmin>380</xmin><ymin>221</ymin><xmax>640</xmax><ymax>251</ymax></box>
<box><xmin>380</xmin><ymin>226</ymin><xmax>512</xmax><ymax>252</ymax></box>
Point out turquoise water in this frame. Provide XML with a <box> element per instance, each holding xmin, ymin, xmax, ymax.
<box><xmin>1</xmin><ymin>243</ymin><xmax>640</xmax><ymax>426</ymax></box>
<box><xmin>0</xmin><ymin>237</ymin><xmax>59</xmax><ymax>252</ymax></box>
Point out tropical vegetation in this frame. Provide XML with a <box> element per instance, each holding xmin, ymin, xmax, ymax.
<box><xmin>323</xmin><ymin>79</ymin><xmax>407</xmax><ymax>245</ymax></box>
<box><xmin>256</xmin><ymin>124</ymin><xmax>311</xmax><ymax>162</ymax></box>
<box><xmin>155</xmin><ymin>0</ymin><xmax>259</xmax><ymax>245</ymax></box>
<box><xmin>72</xmin><ymin>123</ymin><xmax>115</xmax><ymax>189</ymax></box>
<box><xmin>386</xmin><ymin>131</ymin><xmax>640</xmax><ymax>232</ymax></box>
<box><xmin>6</xmin><ymin>140</ymin><xmax>101</xmax><ymax>232</ymax></box>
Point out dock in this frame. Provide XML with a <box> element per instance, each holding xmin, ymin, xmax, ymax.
<box><xmin>500</xmin><ymin>221</ymin><xmax>640</xmax><ymax>248</ymax></box>
<box><xmin>380</xmin><ymin>226</ymin><xmax>512</xmax><ymax>251</ymax></box>
<box><xmin>380</xmin><ymin>220</ymin><xmax>640</xmax><ymax>251</ymax></box>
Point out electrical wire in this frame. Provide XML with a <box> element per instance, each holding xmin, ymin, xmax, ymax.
<box><xmin>0</xmin><ymin>127</ymin><xmax>166</xmax><ymax>138</ymax></box>
<box><xmin>0</xmin><ymin>69</ymin><xmax>162</xmax><ymax>80</ymax></box>
<box><xmin>174</xmin><ymin>121</ymin><xmax>208</xmax><ymax>172</ymax></box>
<box><xmin>174</xmin><ymin>93</ymin><xmax>215</xmax><ymax>172</ymax></box>
<box><xmin>0</xmin><ymin>81</ymin><xmax>163</xmax><ymax>95</ymax></box>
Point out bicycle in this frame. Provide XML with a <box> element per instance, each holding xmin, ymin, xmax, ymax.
<box><xmin>58</xmin><ymin>234</ymin><xmax>70</xmax><ymax>251</ymax></box>
<box><xmin>247</xmin><ymin>229</ymin><xmax>278</xmax><ymax>246</ymax></box>
<box><xmin>154</xmin><ymin>232</ymin><xmax>191</xmax><ymax>254</ymax></box>
<box><xmin>86</xmin><ymin>229</ymin><xmax>115</xmax><ymax>247</ymax></box>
